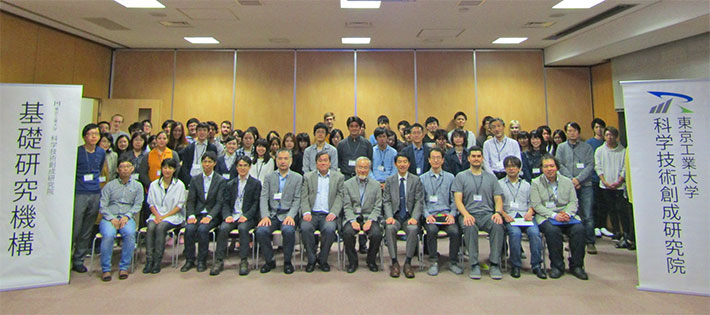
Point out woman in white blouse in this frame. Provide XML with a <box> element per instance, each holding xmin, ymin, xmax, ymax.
<box><xmin>249</xmin><ymin>138</ymin><xmax>274</xmax><ymax>185</ymax></box>
<box><xmin>143</xmin><ymin>158</ymin><xmax>185</xmax><ymax>274</ymax></box>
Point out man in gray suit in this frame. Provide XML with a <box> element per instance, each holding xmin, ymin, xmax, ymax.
<box><xmin>181</xmin><ymin>151</ymin><xmax>226</xmax><ymax>273</ymax></box>
<box><xmin>256</xmin><ymin>148</ymin><xmax>303</xmax><ymax>274</ymax></box>
<box><xmin>383</xmin><ymin>153</ymin><xmax>424</xmax><ymax>278</ymax></box>
<box><xmin>300</xmin><ymin>151</ymin><xmax>344</xmax><ymax>272</ymax></box>
<box><xmin>342</xmin><ymin>157</ymin><xmax>383</xmax><ymax>273</ymax></box>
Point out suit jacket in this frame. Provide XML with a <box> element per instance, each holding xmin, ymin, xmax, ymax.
<box><xmin>529</xmin><ymin>174</ymin><xmax>580</xmax><ymax>223</ymax></box>
<box><xmin>221</xmin><ymin>175</ymin><xmax>261</xmax><ymax>221</ymax></box>
<box><xmin>260</xmin><ymin>170</ymin><xmax>303</xmax><ymax>220</ymax></box>
<box><xmin>215</xmin><ymin>154</ymin><xmax>239</xmax><ymax>181</ymax></box>
<box><xmin>185</xmin><ymin>172</ymin><xmax>226</xmax><ymax>219</ymax></box>
<box><xmin>342</xmin><ymin>177</ymin><xmax>382</xmax><ymax>224</ymax></box>
<box><xmin>178</xmin><ymin>141</ymin><xmax>218</xmax><ymax>188</ymax></box>
<box><xmin>300</xmin><ymin>170</ymin><xmax>345</xmax><ymax>218</ymax></box>
<box><xmin>383</xmin><ymin>172</ymin><xmax>424</xmax><ymax>221</ymax></box>
<box><xmin>443</xmin><ymin>148</ymin><xmax>469</xmax><ymax>177</ymax></box>
<box><xmin>400</xmin><ymin>144</ymin><xmax>431</xmax><ymax>175</ymax></box>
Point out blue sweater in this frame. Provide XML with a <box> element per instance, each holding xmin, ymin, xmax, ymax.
<box><xmin>75</xmin><ymin>145</ymin><xmax>106</xmax><ymax>194</ymax></box>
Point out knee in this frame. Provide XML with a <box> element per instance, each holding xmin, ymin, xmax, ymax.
<box><xmin>322</xmin><ymin>222</ymin><xmax>336</xmax><ymax>234</ymax></box>
<box><xmin>197</xmin><ymin>224</ymin><xmax>211</xmax><ymax>234</ymax></box>
<box><xmin>385</xmin><ymin>225</ymin><xmax>397</xmax><ymax>233</ymax></box>
<box><xmin>255</xmin><ymin>227</ymin><xmax>269</xmax><ymax>238</ymax></box>
<box><xmin>405</xmin><ymin>225</ymin><xmax>418</xmax><ymax>235</ymax></box>
<box><xmin>185</xmin><ymin>223</ymin><xmax>198</xmax><ymax>234</ymax></box>
<box><xmin>281</xmin><ymin>225</ymin><xmax>296</xmax><ymax>235</ymax></box>
<box><xmin>300</xmin><ymin>222</ymin><xmax>314</xmax><ymax>233</ymax></box>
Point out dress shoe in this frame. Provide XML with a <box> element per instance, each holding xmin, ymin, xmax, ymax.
<box><xmin>151</xmin><ymin>263</ymin><xmax>161</xmax><ymax>274</ymax></box>
<box><xmin>196</xmin><ymin>261</ymin><xmax>207</xmax><ymax>272</ymax></box>
<box><xmin>305</xmin><ymin>263</ymin><xmax>316</xmax><ymax>273</ymax></box>
<box><xmin>318</xmin><ymin>261</ymin><xmax>331</xmax><ymax>272</ymax></box>
<box><xmin>101</xmin><ymin>272</ymin><xmax>111</xmax><ymax>282</ymax></box>
<box><xmin>587</xmin><ymin>244</ymin><xmax>598</xmax><ymax>255</ymax></box>
<box><xmin>180</xmin><ymin>261</ymin><xmax>196</xmax><ymax>272</ymax></box>
<box><xmin>210</xmin><ymin>261</ymin><xmax>224</xmax><ymax>276</ymax></box>
<box><xmin>390</xmin><ymin>262</ymin><xmax>401</xmax><ymax>278</ymax></box>
<box><xmin>469</xmin><ymin>264</ymin><xmax>481</xmax><ymax>280</ymax></box>
<box><xmin>72</xmin><ymin>264</ymin><xmax>88</xmax><ymax>273</ymax></box>
<box><xmin>510</xmin><ymin>266</ymin><xmax>521</xmax><ymax>278</ymax></box>
<box><xmin>284</xmin><ymin>262</ymin><xmax>295</xmax><ymax>274</ymax></box>
<box><xmin>118</xmin><ymin>270</ymin><xmax>129</xmax><ymax>280</ymax></box>
<box><xmin>571</xmin><ymin>266</ymin><xmax>589</xmax><ymax>280</ymax></box>
<box><xmin>142</xmin><ymin>260</ymin><xmax>153</xmax><ymax>274</ymax></box>
<box><xmin>367</xmin><ymin>263</ymin><xmax>379</xmax><ymax>272</ymax></box>
<box><xmin>489</xmin><ymin>265</ymin><xmax>503</xmax><ymax>280</ymax></box>
<box><xmin>347</xmin><ymin>264</ymin><xmax>358</xmax><ymax>273</ymax></box>
<box><xmin>239</xmin><ymin>260</ymin><xmax>250</xmax><ymax>276</ymax></box>
<box><xmin>260</xmin><ymin>261</ymin><xmax>276</xmax><ymax>273</ymax></box>
<box><xmin>533</xmin><ymin>267</ymin><xmax>547</xmax><ymax>279</ymax></box>
<box><xmin>403</xmin><ymin>263</ymin><xmax>415</xmax><ymax>279</ymax></box>
<box><xmin>549</xmin><ymin>267</ymin><xmax>564</xmax><ymax>279</ymax></box>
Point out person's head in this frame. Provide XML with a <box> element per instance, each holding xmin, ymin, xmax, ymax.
<box><xmin>266</xmin><ymin>130</ymin><xmax>280</xmax><ymax>143</ymax></box>
<box><xmin>403</xmin><ymin>127</ymin><xmax>412</xmax><ymax>142</ymax></box>
<box><xmin>323</xmin><ymin>112</ymin><xmax>335</xmax><ymax>130</ymax></box>
<box><xmin>451</xmin><ymin>128</ymin><xmax>468</xmax><ymax>148</ymax></box>
<box><xmin>553</xmin><ymin>129</ymin><xmax>567</xmax><ymax>145</ymax></box>
<box><xmin>128</xmin><ymin>122</ymin><xmax>143</xmax><ymax>135</ymax></box>
<box><xmin>155</xmin><ymin>131</ymin><xmax>168</xmax><ymax>149</ymax></box>
<box><xmin>159</xmin><ymin>158</ymin><xmax>179</xmax><ymax>180</ymax></box>
<box><xmin>477</xmin><ymin>115</ymin><xmax>492</xmax><ymax>136</ymax></box>
<box><xmin>564</xmin><ymin>122</ymin><xmax>581</xmax><ymax>143</ymax></box>
<box><xmin>236</xmin><ymin>156</ymin><xmax>252</xmax><ymax>178</ymax></box>
<box><xmin>591</xmin><ymin>118</ymin><xmax>607</xmax><ymax>138</ymax></box>
<box><xmin>282</xmin><ymin>132</ymin><xmax>296</xmax><ymax>151</ymax></box>
<box><xmin>604</xmin><ymin>126</ymin><xmax>619</xmax><ymax>146</ymax></box>
<box><xmin>195</xmin><ymin>122</ymin><xmax>209</xmax><ymax>141</ymax></box>
<box><xmin>425</xmin><ymin>116</ymin><xmax>439</xmax><ymax>133</ymax></box>
<box><xmin>329</xmin><ymin>129</ymin><xmax>343</xmax><ymax>147</ymax></box>
<box><xmin>395</xmin><ymin>153</ymin><xmax>410</xmax><ymax>175</ymax></box>
<box><xmin>148</xmin><ymin>135</ymin><xmax>157</xmax><ymax>150</ymax></box>
<box><xmin>503</xmin><ymin>156</ymin><xmax>522</xmax><ymax>179</ymax></box>
<box><xmin>315</xmin><ymin>151</ymin><xmax>331</xmax><ymax>174</ymax></box>
<box><xmin>346</xmin><ymin>116</ymin><xmax>364</xmax><ymax>138</ymax></box>
<box><xmin>170</xmin><ymin>121</ymin><xmax>186</xmax><ymax>141</ymax></box>
<box><xmin>206</xmin><ymin>121</ymin><xmax>218</xmax><ymax>139</ymax></box>
<box><xmin>490</xmin><ymin>118</ymin><xmax>505</xmax><ymax>139</ymax></box>
<box><xmin>233</xmin><ymin>129</ymin><xmax>243</xmax><ymax>145</ymax></box>
<box><xmin>360</xmin><ymin>122</ymin><xmax>367</xmax><ymax>137</ymax></box>
<box><xmin>374</xmin><ymin>127</ymin><xmax>388</xmax><ymax>148</ymax></box>
<box><xmin>530</xmin><ymin>130</ymin><xmax>544</xmax><ymax>150</ymax></box>
<box><xmin>130</xmin><ymin>132</ymin><xmax>148</xmax><ymax>152</ymax></box>
<box><xmin>110</xmin><ymin>114</ymin><xmax>124</xmax><ymax>132</ymax></box>
<box><xmin>428</xmin><ymin>147</ymin><xmax>445</xmax><ymax>170</ymax></box>
<box><xmin>224</xmin><ymin>135</ymin><xmax>238</xmax><ymax>155</ymax></box>
<box><xmin>541</xmin><ymin>154</ymin><xmax>559</xmax><ymax>181</ymax></box>
<box><xmin>82</xmin><ymin>123</ymin><xmax>101</xmax><ymax>146</ymax></box>
<box><xmin>355</xmin><ymin>156</ymin><xmax>371</xmax><ymax>179</ymax></box>
<box><xmin>255</xmin><ymin>138</ymin><xmax>269</xmax><ymax>158</ymax></box>
<box><xmin>386</xmin><ymin>129</ymin><xmax>397</xmax><ymax>148</ymax></box>
<box><xmin>467</xmin><ymin>146</ymin><xmax>484</xmax><ymax>169</ymax></box>
<box><xmin>242</xmin><ymin>128</ymin><xmax>256</xmax><ymax>149</ymax></box>
<box><xmin>409</xmin><ymin>123</ymin><xmax>424</xmax><ymax>145</ymax></box>
<box><xmin>313</xmin><ymin>122</ymin><xmax>329</xmax><ymax>143</ymax></box>
<box><xmin>201</xmin><ymin>151</ymin><xmax>217</xmax><ymax>175</ymax></box>
<box><xmin>377</xmin><ymin>115</ymin><xmax>390</xmax><ymax>130</ymax></box>
<box><xmin>162</xmin><ymin>119</ymin><xmax>175</xmax><ymax>134</ymax></box>
<box><xmin>454</xmin><ymin>111</ymin><xmax>468</xmax><ymax>129</ymax></box>
<box><xmin>116</xmin><ymin>156</ymin><xmax>134</xmax><ymax>180</ymax></box>
<box><xmin>269</xmin><ymin>137</ymin><xmax>281</xmax><ymax>155</ymax></box>
<box><xmin>397</xmin><ymin>120</ymin><xmax>411</xmax><ymax>139</ymax></box>
<box><xmin>296</xmin><ymin>132</ymin><xmax>311</xmax><ymax>150</ymax></box>
<box><xmin>517</xmin><ymin>130</ymin><xmax>530</xmax><ymax>149</ymax></box>
<box><xmin>220</xmin><ymin>120</ymin><xmax>232</xmax><ymax>137</ymax></box>
<box><xmin>275</xmin><ymin>148</ymin><xmax>292</xmax><ymax>171</ymax></box>
<box><xmin>115</xmin><ymin>134</ymin><xmax>130</xmax><ymax>152</ymax></box>
<box><xmin>97</xmin><ymin>121</ymin><xmax>110</xmax><ymax>134</ymax></box>
<box><xmin>434</xmin><ymin>129</ymin><xmax>448</xmax><ymax>149</ymax></box>
<box><xmin>509</xmin><ymin>120</ymin><xmax>521</xmax><ymax>137</ymax></box>
<box><xmin>537</xmin><ymin>125</ymin><xmax>552</xmax><ymax>142</ymax></box>
<box><xmin>186</xmin><ymin>118</ymin><xmax>200</xmax><ymax>137</ymax></box>
<box><xmin>99</xmin><ymin>133</ymin><xmax>113</xmax><ymax>151</ymax></box>
<box><xmin>245</xmin><ymin>126</ymin><xmax>260</xmax><ymax>141</ymax></box>
<box><xmin>141</xmin><ymin>119</ymin><xmax>152</xmax><ymax>135</ymax></box>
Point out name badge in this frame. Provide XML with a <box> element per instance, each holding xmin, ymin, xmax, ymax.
<box><xmin>355</xmin><ymin>206</ymin><xmax>362</xmax><ymax>214</ymax></box>
<box><xmin>274</xmin><ymin>193</ymin><xmax>282</xmax><ymax>200</ymax></box>
<box><xmin>545</xmin><ymin>201</ymin><xmax>556</xmax><ymax>208</ymax></box>
<box><xmin>131</xmin><ymin>173</ymin><xmax>139</xmax><ymax>181</ymax></box>
<box><xmin>83</xmin><ymin>174</ymin><xmax>94</xmax><ymax>181</ymax></box>
<box><xmin>495</xmin><ymin>161</ymin><xmax>503</xmax><ymax>169</ymax></box>
<box><xmin>348</xmin><ymin>160</ymin><xmax>356</xmax><ymax>167</ymax></box>
<box><xmin>377</xmin><ymin>165</ymin><xmax>385</xmax><ymax>172</ymax></box>
<box><xmin>532</xmin><ymin>168</ymin><xmax>540</xmax><ymax>174</ymax></box>
<box><xmin>576</xmin><ymin>163</ymin><xmax>584</xmax><ymax>169</ymax></box>
<box><xmin>428</xmin><ymin>195</ymin><xmax>439</xmax><ymax>203</ymax></box>
<box><xmin>416</xmin><ymin>167</ymin><xmax>421</xmax><ymax>174</ymax></box>
<box><xmin>222</xmin><ymin>174</ymin><xmax>230</xmax><ymax>180</ymax></box>
<box><xmin>156</xmin><ymin>170</ymin><xmax>161</xmax><ymax>177</ymax></box>
<box><xmin>510</xmin><ymin>201</ymin><xmax>520</xmax><ymax>209</ymax></box>
<box><xmin>473</xmin><ymin>194</ymin><xmax>483</xmax><ymax>202</ymax></box>
<box><xmin>99</xmin><ymin>176</ymin><xmax>106</xmax><ymax>183</ymax></box>
<box><xmin>190</xmin><ymin>164</ymin><xmax>203</xmax><ymax>176</ymax></box>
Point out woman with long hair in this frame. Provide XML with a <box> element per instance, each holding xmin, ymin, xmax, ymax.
<box><xmin>114</xmin><ymin>134</ymin><xmax>131</xmax><ymax>158</ymax></box>
<box><xmin>168</xmin><ymin>121</ymin><xmax>189</xmax><ymax>152</ymax></box>
<box><xmin>249</xmin><ymin>138</ymin><xmax>274</xmax><ymax>185</ymax></box>
<box><xmin>328</xmin><ymin>129</ymin><xmax>342</xmax><ymax>147</ymax></box>
<box><xmin>283</xmin><ymin>132</ymin><xmax>303</xmax><ymax>175</ymax></box>
<box><xmin>236</xmin><ymin>127</ymin><xmax>258</xmax><ymax>158</ymax></box>
<box><xmin>522</xmin><ymin>130</ymin><xmax>546</xmax><ymax>183</ymax></box>
<box><xmin>98</xmin><ymin>132</ymin><xmax>117</xmax><ymax>186</ymax></box>
<box><xmin>139</xmin><ymin>131</ymin><xmax>181</xmax><ymax>189</ymax></box>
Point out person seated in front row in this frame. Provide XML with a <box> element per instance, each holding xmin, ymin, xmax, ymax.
<box><xmin>98</xmin><ymin>156</ymin><xmax>144</xmax><ymax>281</ymax></box>
<box><xmin>529</xmin><ymin>155</ymin><xmax>588</xmax><ymax>280</ymax></box>
<box><xmin>256</xmin><ymin>149</ymin><xmax>303</xmax><ymax>274</ymax></box>
<box><xmin>300</xmin><ymin>151</ymin><xmax>345</xmax><ymax>272</ymax></box>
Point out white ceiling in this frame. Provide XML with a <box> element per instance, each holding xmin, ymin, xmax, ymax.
<box><xmin>2</xmin><ymin>0</ymin><xmax>708</xmax><ymax>65</ymax></box>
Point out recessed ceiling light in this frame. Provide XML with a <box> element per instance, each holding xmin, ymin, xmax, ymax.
<box><xmin>342</xmin><ymin>37</ymin><xmax>371</xmax><ymax>44</ymax></box>
<box><xmin>340</xmin><ymin>0</ymin><xmax>381</xmax><ymax>9</ymax></box>
<box><xmin>492</xmin><ymin>37</ymin><xmax>528</xmax><ymax>44</ymax></box>
<box><xmin>184</xmin><ymin>37</ymin><xmax>220</xmax><ymax>44</ymax></box>
<box><xmin>552</xmin><ymin>0</ymin><xmax>604</xmax><ymax>9</ymax></box>
<box><xmin>114</xmin><ymin>0</ymin><xmax>165</xmax><ymax>8</ymax></box>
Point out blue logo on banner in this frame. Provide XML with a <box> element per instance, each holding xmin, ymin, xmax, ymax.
<box><xmin>648</xmin><ymin>91</ymin><xmax>694</xmax><ymax>114</ymax></box>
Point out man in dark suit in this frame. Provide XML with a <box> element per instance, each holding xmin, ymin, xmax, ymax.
<box><xmin>181</xmin><ymin>151</ymin><xmax>226</xmax><ymax>273</ymax></box>
<box><xmin>256</xmin><ymin>148</ymin><xmax>303</xmax><ymax>274</ymax></box>
<box><xmin>210</xmin><ymin>156</ymin><xmax>261</xmax><ymax>276</ymax></box>
<box><xmin>383</xmin><ymin>153</ymin><xmax>424</xmax><ymax>278</ymax></box>
<box><xmin>300</xmin><ymin>151</ymin><xmax>344</xmax><ymax>272</ymax></box>
<box><xmin>342</xmin><ymin>156</ymin><xmax>383</xmax><ymax>273</ymax></box>
<box><xmin>178</xmin><ymin>122</ymin><xmax>218</xmax><ymax>188</ymax></box>
<box><xmin>399</xmin><ymin>123</ymin><xmax>430</xmax><ymax>176</ymax></box>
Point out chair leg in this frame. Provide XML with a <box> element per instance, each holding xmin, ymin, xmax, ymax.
<box><xmin>89</xmin><ymin>236</ymin><xmax>98</xmax><ymax>277</ymax></box>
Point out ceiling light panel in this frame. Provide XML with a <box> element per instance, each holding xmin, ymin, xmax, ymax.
<box><xmin>342</xmin><ymin>37</ymin><xmax>371</xmax><ymax>44</ymax></box>
<box><xmin>114</xmin><ymin>0</ymin><xmax>165</xmax><ymax>9</ymax></box>
<box><xmin>492</xmin><ymin>37</ymin><xmax>527</xmax><ymax>44</ymax></box>
<box><xmin>184</xmin><ymin>37</ymin><xmax>220</xmax><ymax>44</ymax></box>
<box><xmin>553</xmin><ymin>0</ymin><xmax>605</xmax><ymax>9</ymax></box>
<box><xmin>341</xmin><ymin>0</ymin><xmax>381</xmax><ymax>9</ymax></box>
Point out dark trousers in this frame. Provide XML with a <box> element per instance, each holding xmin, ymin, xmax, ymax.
<box><xmin>603</xmin><ymin>189</ymin><xmax>634</xmax><ymax>240</ymax></box>
<box><xmin>183</xmin><ymin>214</ymin><xmax>218</xmax><ymax>263</ymax></box>
<box><xmin>215</xmin><ymin>219</ymin><xmax>255</xmax><ymax>261</ymax></box>
<box><xmin>592</xmin><ymin>184</ymin><xmax>608</xmax><ymax>229</ymax></box>
<box><xmin>424</xmin><ymin>222</ymin><xmax>460</xmax><ymax>263</ymax></box>
<box><xmin>146</xmin><ymin>220</ymin><xmax>179</xmax><ymax>262</ymax></box>
<box><xmin>342</xmin><ymin>217</ymin><xmax>382</xmax><ymax>266</ymax></box>
<box><xmin>300</xmin><ymin>213</ymin><xmax>337</xmax><ymax>264</ymax></box>
<box><xmin>539</xmin><ymin>220</ymin><xmax>586</xmax><ymax>271</ymax></box>
<box><xmin>255</xmin><ymin>216</ymin><xmax>297</xmax><ymax>264</ymax></box>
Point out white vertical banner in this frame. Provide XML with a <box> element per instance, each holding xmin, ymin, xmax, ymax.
<box><xmin>0</xmin><ymin>84</ymin><xmax>82</xmax><ymax>291</ymax></box>
<box><xmin>622</xmin><ymin>79</ymin><xmax>709</xmax><ymax>296</ymax></box>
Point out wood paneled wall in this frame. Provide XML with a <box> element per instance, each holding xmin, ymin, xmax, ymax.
<box><xmin>174</xmin><ymin>51</ymin><xmax>234</xmax><ymax>124</ymax></box>
<box><xmin>546</xmin><ymin>67</ymin><xmax>594</xmax><ymax>138</ymax></box>
<box><xmin>591</xmin><ymin>62</ymin><xmax>619</xmax><ymax>128</ymax></box>
<box><xmin>0</xmin><ymin>12</ymin><xmax>111</xmax><ymax>99</ymax></box>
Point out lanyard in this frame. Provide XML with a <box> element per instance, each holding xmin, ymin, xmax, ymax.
<box><xmin>471</xmin><ymin>173</ymin><xmax>483</xmax><ymax>195</ymax></box>
<box><xmin>426</xmin><ymin>173</ymin><xmax>444</xmax><ymax>197</ymax></box>
<box><xmin>494</xmin><ymin>138</ymin><xmax>507</xmax><ymax>161</ymax></box>
<box><xmin>348</xmin><ymin>138</ymin><xmax>362</xmax><ymax>157</ymax></box>
<box><xmin>542</xmin><ymin>178</ymin><xmax>558</xmax><ymax>202</ymax></box>
<box><xmin>359</xmin><ymin>180</ymin><xmax>367</xmax><ymax>205</ymax></box>
<box><xmin>194</xmin><ymin>143</ymin><xmax>206</xmax><ymax>165</ymax></box>
<box><xmin>84</xmin><ymin>148</ymin><xmax>94</xmax><ymax>174</ymax></box>
<box><xmin>505</xmin><ymin>180</ymin><xmax>521</xmax><ymax>202</ymax></box>
<box><xmin>377</xmin><ymin>147</ymin><xmax>387</xmax><ymax>167</ymax></box>
<box><xmin>159</xmin><ymin>179</ymin><xmax>174</xmax><ymax>210</ymax></box>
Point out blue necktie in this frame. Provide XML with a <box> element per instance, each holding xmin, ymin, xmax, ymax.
<box><xmin>397</xmin><ymin>178</ymin><xmax>407</xmax><ymax>221</ymax></box>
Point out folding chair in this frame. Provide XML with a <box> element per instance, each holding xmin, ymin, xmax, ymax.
<box><xmin>176</xmin><ymin>226</ymin><xmax>217</xmax><ymax>266</ymax></box>
<box><xmin>226</xmin><ymin>228</ymin><xmax>256</xmax><ymax>269</ymax></box>
<box><xmin>89</xmin><ymin>232</ymin><xmax>135</xmax><ymax>276</ymax></box>
<box><xmin>298</xmin><ymin>230</ymin><xmax>342</xmax><ymax>270</ymax></box>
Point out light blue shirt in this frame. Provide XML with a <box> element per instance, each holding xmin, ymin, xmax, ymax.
<box><xmin>312</xmin><ymin>171</ymin><xmax>330</xmax><ymax>214</ymax></box>
<box><xmin>420</xmin><ymin>170</ymin><xmax>456</xmax><ymax>217</ymax></box>
<box><xmin>498</xmin><ymin>176</ymin><xmax>530</xmax><ymax>216</ymax></box>
<box><xmin>371</xmin><ymin>145</ymin><xmax>397</xmax><ymax>182</ymax></box>
<box><xmin>483</xmin><ymin>136</ymin><xmax>521</xmax><ymax>173</ymax></box>
<box><xmin>278</xmin><ymin>171</ymin><xmax>288</xmax><ymax>209</ymax></box>
<box><xmin>233</xmin><ymin>178</ymin><xmax>248</xmax><ymax>217</ymax></box>
<box><xmin>202</xmin><ymin>171</ymin><xmax>214</xmax><ymax>214</ymax></box>
<box><xmin>413</xmin><ymin>145</ymin><xmax>425</xmax><ymax>175</ymax></box>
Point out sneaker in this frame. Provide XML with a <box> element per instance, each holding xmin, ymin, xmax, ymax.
<box><xmin>594</xmin><ymin>228</ymin><xmax>602</xmax><ymax>238</ymax></box>
<box><xmin>587</xmin><ymin>244</ymin><xmax>598</xmax><ymax>255</ymax></box>
<box><xmin>469</xmin><ymin>265</ymin><xmax>481</xmax><ymax>280</ymax></box>
<box><xmin>449</xmin><ymin>263</ymin><xmax>464</xmax><ymax>275</ymax></box>
<box><xmin>600</xmin><ymin>228</ymin><xmax>614</xmax><ymax>237</ymax></box>
<box><xmin>427</xmin><ymin>262</ymin><xmax>439</xmax><ymax>276</ymax></box>
<box><xmin>490</xmin><ymin>265</ymin><xmax>503</xmax><ymax>280</ymax></box>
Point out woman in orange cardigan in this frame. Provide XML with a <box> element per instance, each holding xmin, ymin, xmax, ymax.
<box><xmin>139</xmin><ymin>131</ymin><xmax>181</xmax><ymax>190</ymax></box>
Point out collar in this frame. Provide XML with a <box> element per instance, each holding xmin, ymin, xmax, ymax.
<box><xmin>398</xmin><ymin>173</ymin><xmax>408</xmax><ymax>181</ymax></box>
<box><xmin>278</xmin><ymin>170</ymin><xmax>290</xmax><ymax>179</ymax></box>
<box><xmin>504</xmin><ymin>176</ymin><xmax>519</xmax><ymax>184</ymax></box>
<box><xmin>318</xmin><ymin>171</ymin><xmax>330</xmax><ymax>178</ymax></box>
<box><xmin>544</xmin><ymin>175</ymin><xmax>558</xmax><ymax>185</ymax></box>
<box><xmin>203</xmin><ymin>171</ymin><xmax>214</xmax><ymax>181</ymax></box>
<box><xmin>494</xmin><ymin>136</ymin><xmax>507</xmax><ymax>144</ymax></box>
